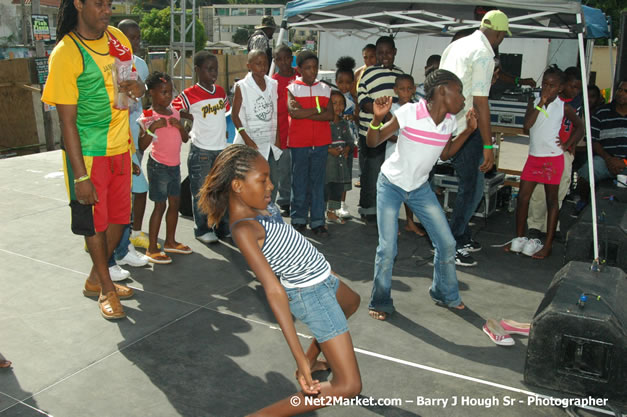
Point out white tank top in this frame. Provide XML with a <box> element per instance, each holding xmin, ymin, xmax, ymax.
<box><xmin>234</xmin><ymin>72</ymin><xmax>278</xmax><ymax>160</ymax></box>
<box><xmin>529</xmin><ymin>96</ymin><xmax>565</xmax><ymax>157</ymax></box>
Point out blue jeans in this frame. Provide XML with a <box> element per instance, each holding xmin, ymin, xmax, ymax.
<box><xmin>577</xmin><ymin>155</ymin><xmax>627</xmax><ymax>183</ymax></box>
<box><xmin>290</xmin><ymin>146</ymin><xmax>328</xmax><ymax>229</ymax></box>
<box><xmin>108</xmin><ymin>223</ymin><xmax>131</xmax><ymax>267</ymax></box>
<box><xmin>369</xmin><ymin>173</ymin><xmax>461</xmax><ymax>312</ymax></box>
<box><xmin>449</xmin><ymin>129</ymin><xmax>484</xmax><ymax>248</ymax></box>
<box><xmin>274</xmin><ymin>149</ymin><xmax>291</xmax><ymax>207</ymax></box>
<box><xmin>188</xmin><ymin>144</ymin><xmax>222</xmax><ymax>237</ymax></box>
<box><xmin>358</xmin><ymin>134</ymin><xmax>386</xmax><ymax>216</ymax></box>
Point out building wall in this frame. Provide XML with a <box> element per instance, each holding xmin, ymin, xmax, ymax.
<box><xmin>590</xmin><ymin>45</ymin><xmax>618</xmax><ymax>91</ymax></box>
<box><xmin>199</xmin><ymin>4</ymin><xmax>283</xmax><ymax>44</ymax></box>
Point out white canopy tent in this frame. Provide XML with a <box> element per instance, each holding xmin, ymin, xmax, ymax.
<box><xmin>276</xmin><ymin>0</ymin><xmax>607</xmax><ymax>266</ymax></box>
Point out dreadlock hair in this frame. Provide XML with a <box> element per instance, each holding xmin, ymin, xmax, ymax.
<box><xmin>296</xmin><ymin>50</ymin><xmax>318</xmax><ymax>68</ymax></box>
<box><xmin>335</xmin><ymin>56</ymin><xmax>355</xmax><ymax>81</ymax></box>
<box><xmin>194</xmin><ymin>51</ymin><xmax>217</xmax><ymax>68</ymax></box>
<box><xmin>543</xmin><ymin>64</ymin><xmax>566</xmax><ymax>84</ymax></box>
<box><xmin>197</xmin><ymin>145</ymin><xmax>262</xmax><ymax>226</ymax></box>
<box><xmin>57</xmin><ymin>0</ymin><xmax>82</xmax><ymax>42</ymax></box>
<box><xmin>423</xmin><ymin>69</ymin><xmax>462</xmax><ymax>101</ymax></box>
<box><xmin>145</xmin><ymin>71</ymin><xmax>172</xmax><ymax>90</ymax></box>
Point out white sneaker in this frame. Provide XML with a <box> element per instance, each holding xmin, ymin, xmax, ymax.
<box><xmin>197</xmin><ymin>230</ymin><xmax>219</xmax><ymax>244</ymax></box>
<box><xmin>335</xmin><ymin>207</ymin><xmax>351</xmax><ymax>219</ymax></box>
<box><xmin>117</xmin><ymin>244</ymin><xmax>150</xmax><ymax>267</ymax></box>
<box><xmin>522</xmin><ymin>238</ymin><xmax>543</xmax><ymax>257</ymax></box>
<box><xmin>109</xmin><ymin>264</ymin><xmax>130</xmax><ymax>282</ymax></box>
<box><xmin>510</xmin><ymin>237</ymin><xmax>528</xmax><ymax>253</ymax></box>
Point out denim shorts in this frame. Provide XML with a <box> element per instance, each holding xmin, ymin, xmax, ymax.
<box><xmin>147</xmin><ymin>155</ymin><xmax>181</xmax><ymax>202</ymax></box>
<box><xmin>284</xmin><ymin>274</ymin><xmax>349</xmax><ymax>343</ymax></box>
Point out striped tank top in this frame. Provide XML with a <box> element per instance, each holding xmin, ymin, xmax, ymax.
<box><xmin>233</xmin><ymin>204</ymin><xmax>330</xmax><ymax>288</ymax></box>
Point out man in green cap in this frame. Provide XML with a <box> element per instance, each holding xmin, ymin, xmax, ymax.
<box><xmin>439</xmin><ymin>9</ymin><xmax>511</xmax><ymax>267</ymax></box>
<box><xmin>248</xmin><ymin>15</ymin><xmax>277</xmax><ymax>73</ymax></box>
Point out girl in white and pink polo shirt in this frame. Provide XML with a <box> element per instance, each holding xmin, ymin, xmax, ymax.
<box><xmin>365</xmin><ymin>69</ymin><xmax>477</xmax><ymax>320</ymax></box>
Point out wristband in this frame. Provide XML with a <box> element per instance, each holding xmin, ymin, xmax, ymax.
<box><xmin>514</xmin><ymin>76</ymin><xmax>520</xmax><ymax>86</ymax></box>
<box><xmin>145</xmin><ymin>128</ymin><xmax>157</xmax><ymax>138</ymax></box>
<box><xmin>483</xmin><ymin>145</ymin><xmax>493</xmax><ymax>149</ymax></box>
<box><xmin>369</xmin><ymin>122</ymin><xmax>383</xmax><ymax>130</ymax></box>
<box><xmin>74</xmin><ymin>174</ymin><xmax>90</xmax><ymax>185</ymax></box>
<box><xmin>315</xmin><ymin>96</ymin><xmax>321</xmax><ymax>114</ymax></box>
<box><xmin>535</xmin><ymin>105</ymin><xmax>549</xmax><ymax>118</ymax></box>
<box><xmin>237</xmin><ymin>127</ymin><xmax>246</xmax><ymax>133</ymax></box>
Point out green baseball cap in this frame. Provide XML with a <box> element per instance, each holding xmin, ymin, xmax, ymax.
<box><xmin>481</xmin><ymin>10</ymin><xmax>512</xmax><ymax>36</ymax></box>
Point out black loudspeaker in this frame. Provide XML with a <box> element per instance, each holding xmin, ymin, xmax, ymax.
<box><xmin>524</xmin><ymin>262</ymin><xmax>627</xmax><ymax>406</ymax></box>
<box><xmin>614</xmin><ymin>11</ymin><xmax>627</xmax><ymax>87</ymax></box>
<box><xmin>564</xmin><ymin>197</ymin><xmax>627</xmax><ymax>270</ymax></box>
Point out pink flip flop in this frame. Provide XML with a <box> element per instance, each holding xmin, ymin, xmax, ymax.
<box><xmin>483</xmin><ymin>319</ymin><xmax>515</xmax><ymax>346</ymax></box>
<box><xmin>499</xmin><ymin>319</ymin><xmax>530</xmax><ymax>336</ymax></box>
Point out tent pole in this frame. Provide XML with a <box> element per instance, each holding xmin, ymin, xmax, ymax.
<box><xmin>577</xmin><ymin>12</ymin><xmax>600</xmax><ymax>266</ymax></box>
<box><xmin>270</xmin><ymin>21</ymin><xmax>288</xmax><ymax>75</ymax></box>
<box><xmin>608</xmin><ymin>18</ymin><xmax>615</xmax><ymax>100</ymax></box>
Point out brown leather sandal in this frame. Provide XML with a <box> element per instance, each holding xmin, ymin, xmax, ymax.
<box><xmin>98</xmin><ymin>291</ymin><xmax>126</xmax><ymax>320</ymax></box>
<box><xmin>83</xmin><ymin>281</ymin><xmax>134</xmax><ymax>299</ymax></box>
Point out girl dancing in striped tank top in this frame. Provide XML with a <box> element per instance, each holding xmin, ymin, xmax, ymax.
<box><xmin>197</xmin><ymin>145</ymin><xmax>361</xmax><ymax>416</ymax></box>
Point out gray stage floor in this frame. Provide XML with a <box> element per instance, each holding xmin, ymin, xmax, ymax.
<box><xmin>0</xmin><ymin>150</ymin><xmax>620</xmax><ymax>417</ymax></box>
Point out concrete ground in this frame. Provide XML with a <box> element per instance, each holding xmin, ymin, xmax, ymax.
<box><xmin>0</xmin><ymin>149</ymin><xmax>622</xmax><ymax>417</ymax></box>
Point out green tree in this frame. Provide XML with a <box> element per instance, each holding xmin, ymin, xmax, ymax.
<box><xmin>232</xmin><ymin>27</ymin><xmax>250</xmax><ymax>45</ymax></box>
<box><xmin>140</xmin><ymin>7</ymin><xmax>207</xmax><ymax>51</ymax></box>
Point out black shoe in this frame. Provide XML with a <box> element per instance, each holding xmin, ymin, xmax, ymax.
<box><xmin>311</xmin><ymin>226</ymin><xmax>329</xmax><ymax>237</ymax></box>
<box><xmin>360</xmin><ymin>214</ymin><xmax>377</xmax><ymax>225</ymax></box>
<box><xmin>461</xmin><ymin>239</ymin><xmax>482</xmax><ymax>253</ymax></box>
<box><xmin>279</xmin><ymin>205</ymin><xmax>290</xmax><ymax>217</ymax></box>
<box><xmin>293</xmin><ymin>224</ymin><xmax>307</xmax><ymax>234</ymax></box>
<box><xmin>455</xmin><ymin>248</ymin><xmax>477</xmax><ymax>267</ymax></box>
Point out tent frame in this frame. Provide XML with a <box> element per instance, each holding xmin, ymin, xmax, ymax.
<box><xmin>277</xmin><ymin>0</ymin><xmax>606</xmax><ymax>267</ymax></box>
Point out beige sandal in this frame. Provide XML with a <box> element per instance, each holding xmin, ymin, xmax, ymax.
<box><xmin>98</xmin><ymin>291</ymin><xmax>126</xmax><ymax>320</ymax></box>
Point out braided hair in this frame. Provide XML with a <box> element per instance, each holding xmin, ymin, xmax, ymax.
<box><xmin>197</xmin><ymin>145</ymin><xmax>262</xmax><ymax>226</ymax></box>
<box><xmin>423</xmin><ymin>69</ymin><xmax>462</xmax><ymax>101</ymax></box>
<box><xmin>145</xmin><ymin>71</ymin><xmax>172</xmax><ymax>90</ymax></box>
<box><xmin>335</xmin><ymin>56</ymin><xmax>355</xmax><ymax>82</ymax></box>
<box><xmin>57</xmin><ymin>0</ymin><xmax>82</xmax><ymax>42</ymax></box>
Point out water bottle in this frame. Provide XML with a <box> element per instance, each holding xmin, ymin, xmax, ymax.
<box><xmin>508</xmin><ymin>191</ymin><xmax>518</xmax><ymax>213</ymax></box>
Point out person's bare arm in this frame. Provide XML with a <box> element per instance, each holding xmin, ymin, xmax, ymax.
<box><xmin>231</xmin><ymin>85</ymin><xmax>258</xmax><ymax>149</ymax></box>
<box><xmin>287</xmin><ymin>90</ymin><xmax>318</xmax><ymax>120</ymax></box>
<box><xmin>441</xmin><ymin>108</ymin><xmax>478</xmax><ymax>160</ymax></box>
<box><xmin>592</xmin><ymin>141</ymin><xmax>626</xmax><ymax>175</ymax></box>
<box><xmin>56</xmin><ymin>104</ymin><xmax>99</xmax><ymax>204</ymax></box>
<box><xmin>232</xmin><ymin>221</ymin><xmax>321</xmax><ymax>395</ymax></box>
<box><xmin>562</xmin><ymin>105</ymin><xmax>583</xmax><ymax>152</ymax></box>
<box><xmin>473</xmin><ymin>95</ymin><xmax>494</xmax><ymax>172</ymax></box>
<box><xmin>366</xmin><ymin>96</ymin><xmax>399</xmax><ymax>148</ymax></box>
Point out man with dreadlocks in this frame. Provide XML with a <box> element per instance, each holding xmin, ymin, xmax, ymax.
<box><xmin>42</xmin><ymin>0</ymin><xmax>145</xmax><ymax>319</ymax></box>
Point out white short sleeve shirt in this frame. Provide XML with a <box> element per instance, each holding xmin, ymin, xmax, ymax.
<box><xmin>440</xmin><ymin>30</ymin><xmax>495</xmax><ymax>134</ymax></box>
<box><xmin>382</xmin><ymin>99</ymin><xmax>457</xmax><ymax>192</ymax></box>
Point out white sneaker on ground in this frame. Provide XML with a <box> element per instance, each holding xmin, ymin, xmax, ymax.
<box><xmin>522</xmin><ymin>238</ymin><xmax>543</xmax><ymax>257</ymax></box>
<box><xmin>197</xmin><ymin>231</ymin><xmax>219</xmax><ymax>244</ymax></box>
<box><xmin>117</xmin><ymin>244</ymin><xmax>150</xmax><ymax>267</ymax></box>
<box><xmin>509</xmin><ymin>237</ymin><xmax>528</xmax><ymax>253</ymax></box>
<box><xmin>335</xmin><ymin>207</ymin><xmax>351</xmax><ymax>219</ymax></box>
<box><xmin>109</xmin><ymin>264</ymin><xmax>130</xmax><ymax>282</ymax></box>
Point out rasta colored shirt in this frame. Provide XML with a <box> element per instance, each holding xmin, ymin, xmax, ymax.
<box><xmin>42</xmin><ymin>26</ymin><xmax>133</xmax><ymax>157</ymax></box>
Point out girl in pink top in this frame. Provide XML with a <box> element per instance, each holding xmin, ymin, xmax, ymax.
<box><xmin>139</xmin><ymin>72</ymin><xmax>191</xmax><ymax>264</ymax></box>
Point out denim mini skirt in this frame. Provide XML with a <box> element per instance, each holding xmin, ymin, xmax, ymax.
<box><xmin>284</xmin><ymin>274</ymin><xmax>349</xmax><ymax>343</ymax></box>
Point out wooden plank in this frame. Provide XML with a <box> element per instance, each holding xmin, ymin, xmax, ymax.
<box><xmin>0</xmin><ymin>58</ymin><xmax>34</xmax><ymax>84</ymax></box>
<box><xmin>0</xmin><ymin>85</ymin><xmax>39</xmax><ymax>152</ymax></box>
